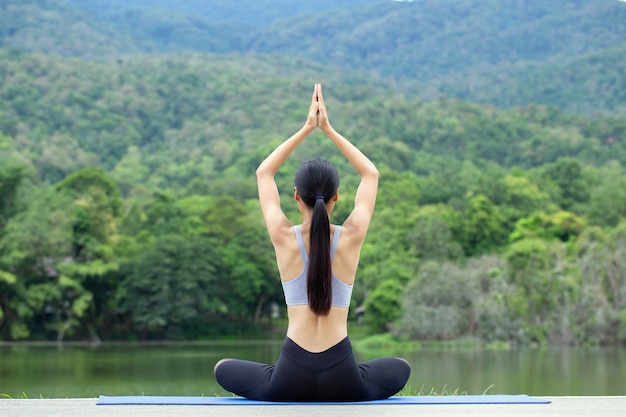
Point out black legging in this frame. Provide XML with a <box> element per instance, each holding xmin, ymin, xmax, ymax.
<box><xmin>214</xmin><ymin>337</ymin><xmax>411</xmax><ymax>402</ymax></box>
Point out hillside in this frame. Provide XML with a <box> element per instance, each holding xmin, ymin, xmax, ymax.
<box><xmin>2</xmin><ymin>49</ymin><xmax>626</xmax><ymax>344</ymax></box>
<box><xmin>250</xmin><ymin>0</ymin><xmax>626</xmax><ymax>79</ymax></box>
<box><xmin>0</xmin><ymin>0</ymin><xmax>140</xmax><ymax>58</ymax></box>
<box><xmin>424</xmin><ymin>44</ymin><xmax>626</xmax><ymax>114</ymax></box>
<box><xmin>1</xmin><ymin>0</ymin><xmax>625</xmax><ymax>114</ymax></box>
<box><xmin>61</xmin><ymin>0</ymin><xmax>382</xmax><ymax>26</ymax></box>
<box><xmin>2</xmin><ymin>50</ymin><xmax>625</xmax><ymax>186</ymax></box>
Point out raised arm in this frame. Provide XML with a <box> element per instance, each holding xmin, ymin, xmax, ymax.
<box><xmin>316</xmin><ymin>84</ymin><xmax>379</xmax><ymax>241</ymax></box>
<box><xmin>256</xmin><ymin>85</ymin><xmax>319</xmax><ymax>243</ymax></box>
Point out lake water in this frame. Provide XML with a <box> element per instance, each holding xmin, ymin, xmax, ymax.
<box><xmin>1</xmin><ymin>340</ymin><xmax>625</xmax><ymax>398</ymax></box>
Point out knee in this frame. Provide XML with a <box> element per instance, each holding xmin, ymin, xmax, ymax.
<box><xmin>395</xmin><ymin>357</ymin><xmax>412</xmax><ymax>380</ymax></box>
<box><xmin>395</xmin><ymin>357</ymin><xmax>411</xmax><ymax>369</ymax></box>
<box><xmin>214</xmin><ymin>358</ymin><xmax>234</xmax><ymax>376</ymax></box>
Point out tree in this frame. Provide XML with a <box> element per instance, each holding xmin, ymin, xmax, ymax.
<box><xmin>55</xmin><ymin>167</ymin><xmax>123</xmax><ymax>260</ymax></box>
<box><xmin>0</xmin><ymin>269</ymin><xmax>17</xmax><ymax>339</ymax></box>
<box><xmin>505</xmin><ymin>238</ymin><xmax>578</xmax><ymax>344</ymax></box>
<box><xmin>53</xmin><ymin>167</ymin><xmax>124</xmax><ymax>340</ymax></box>
<box><xmin>459</xmin><ymin>194</ymin><xmax>507</xmax><ymax>256</ymax></box>
<box><xmin>586</xmin><ymin>164</ymin><xmax>626</xmax><ymax>227</ymax></box>
<box><xmin>118</xmin><ymin>234</ymin><xmax>224</xmax><ymax>339</ymax></box>
<box><xmin>0</xmin><ymin>158</ymin><xmax>26</xmax><ymax>232</ymax></box>
<box><xmin>510</xmin><ymin>211</ymin><xmax>587</xmax><ymax>244</ymax></box>
<box><xmin>577</xmin><ymin>221</ymin><xmax>626</xmax><ymax>344</ymax></box>
<box><xmin>542</xmin><ymin>158</ymin><xmax>590</xmax><ymax>211</ymax></box>
<box><xmin>408</xmin><ymin>204</ymin><xmax>463</xmax><ymax>262</ymax></box>
<box><xmin>0</xmin><ymin>185</ymin><xmax>76</xmax><ymax>340</ymax></box>
<box><xmin>499</xmin><ymin>173</ymin><xmax>556</xmax><ymax>229</ymax></box>
<box><xmin>392</xmin><ymin>261</ymin><xmax>477</xmax><ymax>341</ymax></box>
<box><xmin>467</xmin><ymin>256</ymin><xmax>521</xmax><ymax>344</ymax></box>
<box><xmin>364</xmin><ymin>279</ymin><xmax>404</xmax><ymax>333</ymax></box>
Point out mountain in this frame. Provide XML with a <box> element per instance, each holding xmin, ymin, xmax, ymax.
<box><xmin>0</xmin><ymin>0</ymin><xmax>140</xmax><ymax>58</ymax></box>
<box><xmin>61</xmin><ymin>0</ymin><xmax>383</xmax><ymax>26</ymax></box>
<box><xmin>1</xmin><ymin>0</ymin><xmax>625</xmax><ymax>114</ymax></box>
<box><xmin>249</xmin><ymin>0</ymin><xmax>626</xmax><ymax>81</ymax></box>
<box><xmin>2</xmin><ymin>48</ymin><xmax>624</xmax><ymax>185</ymax></box>
<box><xmin>424</xmin><ymin>44</ymin><xmax>626</xmax><ymax>114</ymax></box>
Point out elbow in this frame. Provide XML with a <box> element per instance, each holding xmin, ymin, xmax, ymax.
<box><xmin>367</xmin><ymin>165</ymin><xmax>380</xmax><ymax>180</ymax></box>
<box><xmin>256</xmin><ymin>164</ymin><xmax>269</xmax><ymax>178</ymax></box>
<box><xmin>256</xmin><ymin>161</ymin><xmax>279</xmax><ymax>181</ymax></box>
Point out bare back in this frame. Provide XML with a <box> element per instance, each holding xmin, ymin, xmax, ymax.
<box><xmin>273</xmin><ymin>224</ymin><xmax>362</xmax><ymax>352</ymax></box>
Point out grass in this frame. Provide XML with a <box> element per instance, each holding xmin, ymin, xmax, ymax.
<box><xmin>1</xmin><ymin>392</ymin><xmax>29</xmax><ymax>399</ymax></box>
<box><xmin>2</xmin><ymin>386</ymin><xmax>496</xmax><ymax>400</ymax></box>
<box><xmin>353</xmin><ymin>333</ymin><xmax>421</xmax><ymax>351</ymax></box>
<box><xmin>352</xmin><ymin>332</ymin><xmax>505</xmax><ymax>352</ymax></box>
<box><xmin>396</xmin><ymin>383</ymin><xmax>495</xmax><ymax>396</ymax></box>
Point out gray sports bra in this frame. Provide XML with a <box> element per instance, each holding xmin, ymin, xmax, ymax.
<box><xmin>281</xmin><ymin>225</ymin><xmax>353</xmax><ymax>308</ymax></box>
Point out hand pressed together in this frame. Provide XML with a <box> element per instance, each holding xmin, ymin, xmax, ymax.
<box><xmin>305</xmin><ymin>83</ymin><xmax>333</xmax><ymax>134</ymax></box>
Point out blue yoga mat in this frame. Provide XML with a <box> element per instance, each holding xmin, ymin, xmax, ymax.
<box><xmin>96</xmin><ymin>395</ymin><xmax>551</xmax><ymax>405</ymax></box>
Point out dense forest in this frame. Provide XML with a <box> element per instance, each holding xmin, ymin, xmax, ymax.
<box><xmin>2</xmin><ymin>0</ymin><xmax>626</xmax><ymax>113</ymax></box>
<box><xmin>1</xmin><ymin>0</ymin><xmax>626</xmax><ymax>346</ymax></box>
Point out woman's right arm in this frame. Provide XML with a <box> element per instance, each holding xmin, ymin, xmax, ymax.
<box><xmin>317</xmin><ymin>84</ymin><xmax>379</xmax><ymax>241</ymax></box>
<box><xmin>256</xmin><ymin>85</ymin><xmax>319</xmax><ymax>244</ymax></box>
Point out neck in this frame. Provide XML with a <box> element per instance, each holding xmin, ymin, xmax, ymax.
<box><xmin>298</xmin><ymin>204</ymin><xmax>334</xmax><ymax>225</ymax></box>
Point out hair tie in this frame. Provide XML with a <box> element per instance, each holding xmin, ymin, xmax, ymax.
<box><xmin>315</xmin><ymin>195</ymin><xmax>325</xmax><ymax>201</ymax></box>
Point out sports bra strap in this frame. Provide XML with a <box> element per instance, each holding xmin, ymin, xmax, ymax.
<box><xmin>294</xmin><ymin>225</ymin><xmax>308</xmax><ymax>260</ymax></box>
<box><xmin>294</xmin><ymin>225</ymin><xmax>341</xmax><ymax>261</ymax></box>
<box><xmin>330</xmin><ymin>226</ymin><xmax>341</xmax><ymax>260</ymax></box>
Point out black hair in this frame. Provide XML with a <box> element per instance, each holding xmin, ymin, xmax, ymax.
<box><xmin>293</xmin><ymin>157</ymin><xmax>340</xmax><ymax>316</ymax></box>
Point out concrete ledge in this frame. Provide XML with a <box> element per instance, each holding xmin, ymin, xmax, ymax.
<box><xmin>2</xmin><ymin>397</ymin><xmax>625</xmax><ymax>417</ymax></box>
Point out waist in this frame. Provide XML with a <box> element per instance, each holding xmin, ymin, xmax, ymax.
<box><xmin>286</xmin><ymin>306</ymin><xmax>349</xmax><ymax>352</ymax></box>
<box><xmin>281</xmin><ymin>336</ymin><xmax>353</xmax><ymax>372</ymax></box>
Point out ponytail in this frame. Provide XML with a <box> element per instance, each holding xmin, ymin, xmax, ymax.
<box><xmin>307</xmin><ymin>196</ymin><xmax>332</xmax><ymax>315</ymax></box>
<box><xmin>293</xmin><ymin>158</ymin><xmax>339</xmax><ymax>316</ymax></box>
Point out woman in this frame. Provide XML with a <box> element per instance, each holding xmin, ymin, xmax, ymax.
<box><xmin>214</xmin><ymin>84</ymin><xmax>411</xmax><ymax>402</ymax></box>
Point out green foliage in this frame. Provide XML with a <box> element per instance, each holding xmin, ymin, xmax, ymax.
<box><xmin>56</xmin><ymin>167</ymin><xmax>123</xmax><ymax>260</ymax></box>
<box><xmin>499</xmin><ymin>173</ymin><xmax>556</xmax><ymax>228</ymax></box>
<box><xmin>542</xmin><ymin>158</ymin><xmax>590</xmax><ymax>211</ymax></box>
<box><xmin>0</xmin><ymin>270</ymin><xmax>16</xmax><ymax>285</ymax></box>
<box><xmin>392</xmin><ymin>255</ymin><xmax>541</xmax><ymax>344</ymax></box>
<box><xmin>394</xmin><ymin>261</ymin><xmax>477</xmax><ymax>341</ymax></box>
<box><xmin>64</xmin><ymin>0</ymin><xmax>380</xmax><ymax>25</ymax></box>
<box><xmin>249</xmin><ymin>0</ymin><xmax>626</xmax><ymax>81</ymax></box>
<box><xmin>505</xmin><ymin>239</ymin><xmax>580</xmax><ymax>344</ymax></box>
<box><xmin>364</xmin><ymin>280</ymin><xmax>404</xmax><ymax>333</ymax></box>
<box><xmin>0</xmin><ymin>270</ymin><xmax>16</xmax><ymax>323</ymax></box>
<box><xmin>586</xmin><ymin>163</ymin><xmax>626</xmax><ymax>226</ymax></box>
<box><xmin>0</xmin><ymin>139</ymin><xmax>28</xmax><ymax>232</ymax></box>
<box><xmin>1</xmin><ymin>15</ymin><xmax>626</xmax><ymax>344</ymax></box>
<box><xmin>408</xmin><ymin>204</ymin><xmax>463</xmax><ymax>262</ymax></box>
<box><xmin>119</xmin><ymin>234</ymin><xmax>223</xmax><ymax>338</ymax></box>
<box><xmin>3</xmin><ymin>0</ymin><xmax>626</xmax><ymax>114</ymax></box>
<box><xmin>459</xmin><ymin>195</ymin><xmax>507</xmax><ymax>256</ymax></box>
<box><xmin>510</xmin><ymin>211</ymin><xmax>588</xmax><ymax>243</ymax></box>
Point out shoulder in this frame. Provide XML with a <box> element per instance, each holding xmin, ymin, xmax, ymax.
<box><xmin>338</xmin><ymin>220</ymin><xmax>369</xmax><ymax>248</ymax></box>
<box><xmin>267</xmin><ymin>222</ymin><xmax>295</xmax><ymax>246</ymax></box>
<box><xmin>332</xmin><ymin>223</ymin><xmax>368</xmax><ymax>264</ymax></box>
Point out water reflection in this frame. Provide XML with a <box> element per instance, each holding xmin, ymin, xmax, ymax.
<box><xmin>1</xmin><ymin>342</ymin><xmax>624</xmax><ymax>398</ymax></box>
<box><xmin>384</xmin><ymin>348</ymin><xmax>626</xmax><ymax>396</ymax></box>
